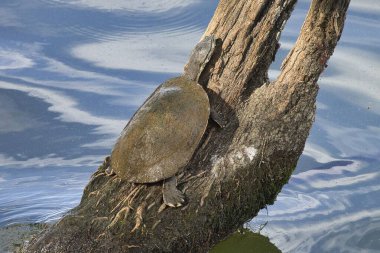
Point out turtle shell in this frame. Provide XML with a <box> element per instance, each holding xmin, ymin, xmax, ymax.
<box><xmin>110</xmin><ymin>76</ymin><xmax>210</xmax><ymax>183</ymax></box>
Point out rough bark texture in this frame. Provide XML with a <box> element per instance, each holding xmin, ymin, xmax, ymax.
<box><xmin>25</xmin><ymin>0</ymin><xmax>350</xmax><ymax>252</ymax></box>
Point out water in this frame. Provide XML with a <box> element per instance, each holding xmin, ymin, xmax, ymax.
<box><xmin>0</xmin><ymin>0</ymin><xmax>379</xmax><ymax>252</ymax></box>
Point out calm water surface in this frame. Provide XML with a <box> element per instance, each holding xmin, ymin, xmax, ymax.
<box><xmin>0</xmin><ymin>0</ymin><xmax>379</xmax><ymax>252</ymax></box>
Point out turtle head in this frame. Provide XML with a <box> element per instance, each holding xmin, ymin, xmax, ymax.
<box><xmin>184</xmin><ymin>35</ymin><xmax>216</xmax><ymax>83</ymax></box>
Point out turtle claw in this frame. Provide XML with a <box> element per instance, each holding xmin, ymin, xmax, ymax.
<box><xmin>163</xmin><ymin>177</ymin><xmax>186</xmax><ymax>208</ymax></box>
<box><xmin>163</xmin><ymin>189</ymin><xmax>186</xmax><ymax>208</ymax></box>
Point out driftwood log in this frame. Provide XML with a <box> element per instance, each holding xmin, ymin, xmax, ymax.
<box><xmin>26</xmin><ymin>0</ymin><xmax>350</xmax><ymax>252</ymax></box>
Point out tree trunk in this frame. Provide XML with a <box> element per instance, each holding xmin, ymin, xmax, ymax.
<box><xmin>25</xmin><ymin>0</ymin><xmax>350</xmax><ymax>252</ymax></box>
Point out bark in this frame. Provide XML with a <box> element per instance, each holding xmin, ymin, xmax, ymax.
<box><xmin>25</xmin><ymin>0</ymin><xmax>350</xmax><ymax>252</ymax></box>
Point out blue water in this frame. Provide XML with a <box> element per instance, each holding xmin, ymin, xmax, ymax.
<box><xmin>0</xmin><ymin>0</ymin><xmax>379</xmax><ymax>252</ymax></box>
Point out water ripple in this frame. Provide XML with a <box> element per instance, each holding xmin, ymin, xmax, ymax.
<box><xmin>41</xmin><ymin>0</ymin><xmax>202</xmax><ymax>13</ymax></box>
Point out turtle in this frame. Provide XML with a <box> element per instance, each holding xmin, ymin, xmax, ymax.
<box><xmin>107</xmin><ymin>35</ymin><xmax>220</xmax><ymax>207</ymax></box>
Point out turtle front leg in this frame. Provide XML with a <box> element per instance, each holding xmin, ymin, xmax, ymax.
<box><xmin>163</xmin><ymin>176</ymin><xmax>186</xmax><ymax>207</ymax></box>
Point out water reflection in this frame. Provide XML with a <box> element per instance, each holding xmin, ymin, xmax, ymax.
<box><xmin>72</xmin><ymin>31</ymin><xmax>203</xmax><ymax>73</ymax></box>
<box><xmin>0</xmin><ymin>0</ymin><xmax>379</xmax><ymax>252</ymax></box>
<box><xmin>43</xmin><ymin>0</ymin><xmax>202</xmax><ymax>13</ymax></box>
<box><xmin>0</xmin><ymin>167</ymin><xmax>93</xmax><ymax>226</ymax></box>
<box><xmin>0</xmin><ymin>49</ymin><xmax>34</xmax><ymax>70</ymax></box>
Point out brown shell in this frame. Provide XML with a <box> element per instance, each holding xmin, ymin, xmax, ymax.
<box><xmin>110</xmin><ymin>76</ymin><xmax>210</xmax><ymax>183</ymax></box>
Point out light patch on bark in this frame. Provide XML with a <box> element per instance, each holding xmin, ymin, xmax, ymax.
<box><xmin>210</xmin><ymin>145</ymin><xmax>258</xmax><ymax>180</ymax></box>
<box><xmin>244</xmin><ymin>146</ymin><xmax>257</xmax><ymax>161</ymax></box>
